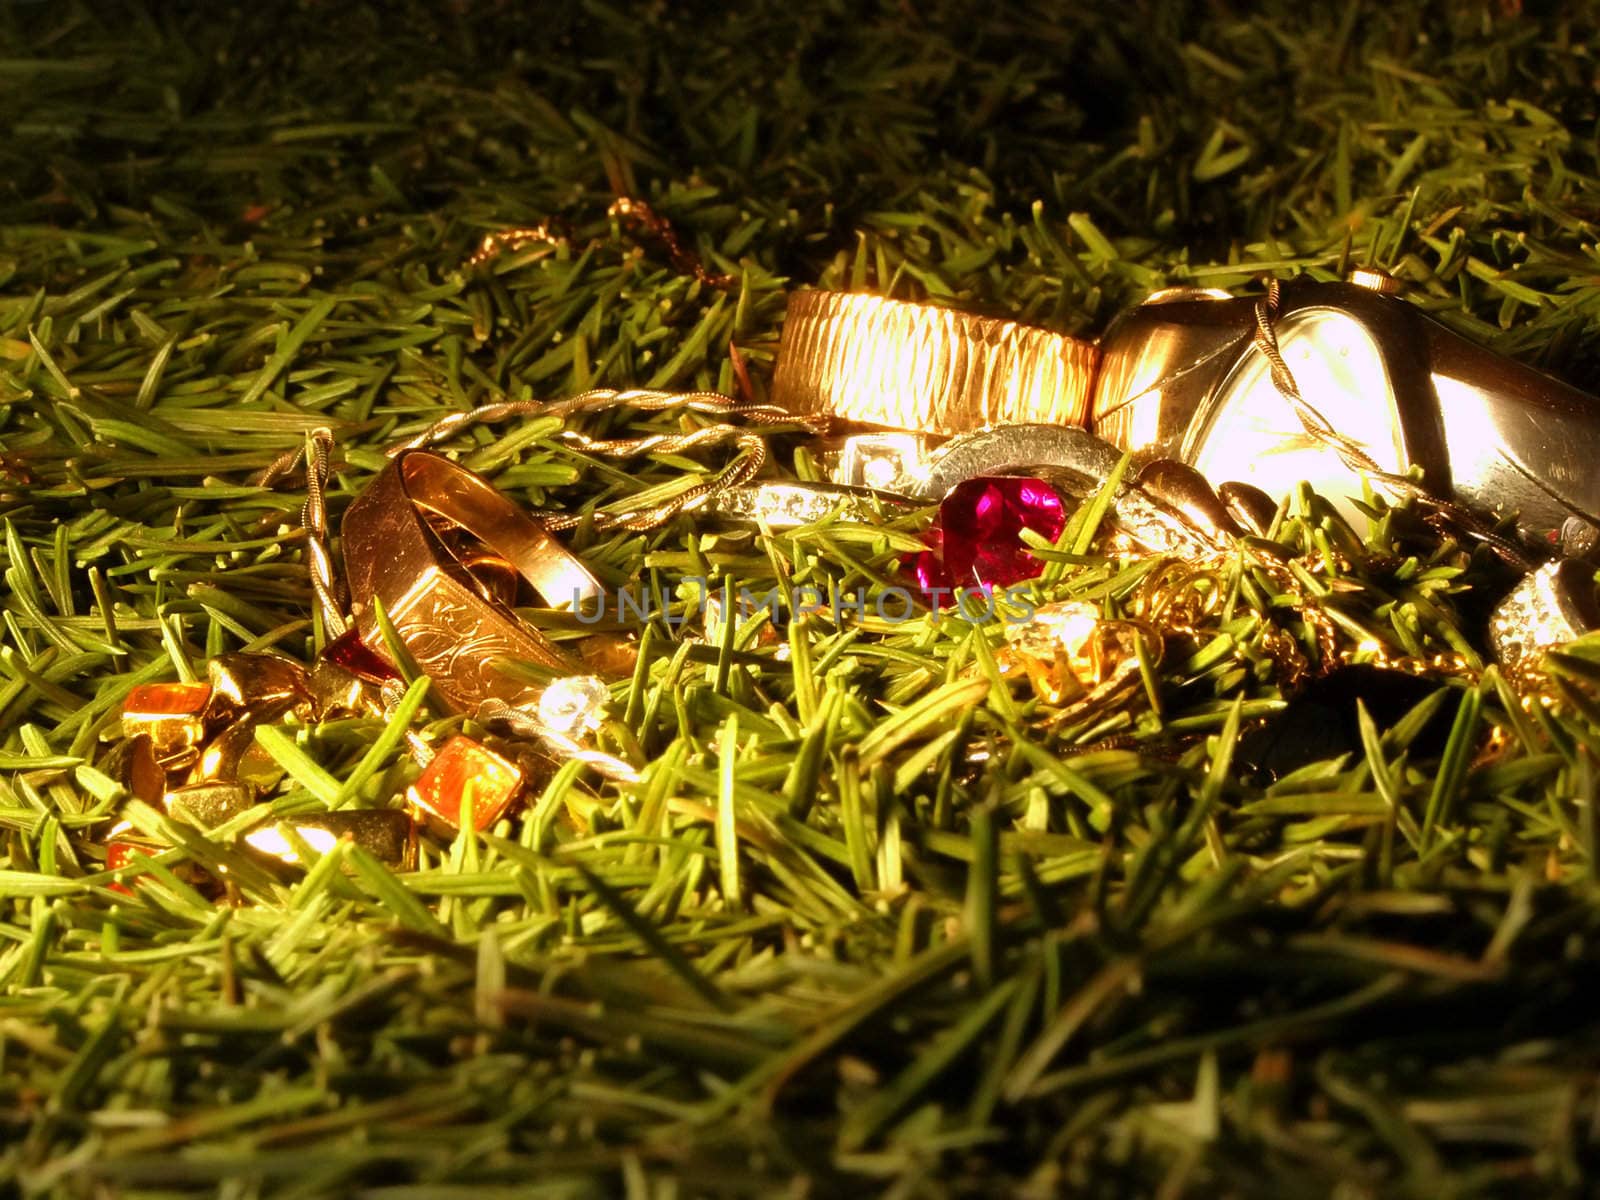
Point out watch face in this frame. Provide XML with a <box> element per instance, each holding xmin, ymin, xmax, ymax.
<box><xmin>1186</xmin><ymin>308</ymin><xmax>1405</xmax><ymax>527</ymax></box>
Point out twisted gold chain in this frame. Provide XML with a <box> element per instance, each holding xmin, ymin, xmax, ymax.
<box><xmin>388</xmin><ymin>388</ymin><xmax>823</xmax><ymax>532</ymax></box>
<box><xmin>253</xmin><ymin>428</ymin><xmax>347</xmax><ymax>639</ymax></box>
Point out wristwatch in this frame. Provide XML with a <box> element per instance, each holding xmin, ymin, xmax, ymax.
<box><xmin>1091</xmin><ymin>277</ymin><xmax>1600</xmax><ymax>545</ymax></box>
<box><xmin>774</xmin><ymin>278</ymin><xmax>1600</xmax><ymax>549</ymax></box>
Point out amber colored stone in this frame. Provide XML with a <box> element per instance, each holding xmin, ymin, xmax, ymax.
<box><xmin>124</xmin><ymin>681</ymin><xmax>212</xmax><ymax>717</ymax></box>
<box><xmin>102</xmin><ymin>822</ymin><xmax>216</xmax><ymax>897</ymax></box>
<box><xmin>122</xmin><ymin>682</ymin><xmax>213</xmax><ymax>759</ymax></box>
<box><xmin>104</xmin><ymin>828</ymin><xmax>169</xmax><ymax>895</ymax></box>
<box><xmin>406</xmin><ymin>736</ymin><xmax>525</xmax><ymax>832</ymax></box>
<box><xmin>106</xmin><ymin>841</ymin><xmax>137</xmax><ymax>873</ymax></box>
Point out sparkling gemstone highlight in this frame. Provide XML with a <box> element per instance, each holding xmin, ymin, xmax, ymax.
<box><xmin>912</xmin><ymin>476</ymin><xmax>1066</xmax><ymax>602</ymax></box>
<box><xmin>537</xmin><ymin>675</ymin><xmax>610</xmax><ymax>736</ymax></box>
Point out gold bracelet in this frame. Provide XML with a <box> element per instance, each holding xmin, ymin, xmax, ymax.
<box><xmin>771</xmin><ymin>291</ymin><xmax>1100</xmax><ymax>436</ymax></box>
<box><xmin>341</xmin><ymin>451</ymin><xmax>603</xmax><ymax>713</ymax></box>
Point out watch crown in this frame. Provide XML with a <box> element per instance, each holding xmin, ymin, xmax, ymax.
<box><xmin>1348</xmin><ymin>267</ymin><xmax>1403</xmax><ymax>294</ymax></box>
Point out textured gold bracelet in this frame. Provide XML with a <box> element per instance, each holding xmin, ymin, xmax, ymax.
<box><xmin>770</xmin><ymin>291</ymin><xmax>1100</xmax><ymax>436</ymax></box>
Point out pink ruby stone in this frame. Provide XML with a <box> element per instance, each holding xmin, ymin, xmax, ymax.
<box><xmin>921</xmin><ymin>476</ymin><xmax>1065</xmax><ymax>594</ymax></box>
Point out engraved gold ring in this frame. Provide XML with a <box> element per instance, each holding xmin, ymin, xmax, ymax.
<box><xmin>340</xmin><ymin>451</ymin><xmax>603</xmax><ymax>713</ymax></box>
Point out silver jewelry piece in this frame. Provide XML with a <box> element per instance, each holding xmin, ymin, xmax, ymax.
<box><xmin>1488</xmin><ymin>559</ymin><xmax>1600</xmax><ymax>679</ymax></box>
<box><xmin>704</xmin><ymin>481</ymin><xmax>917</xmax><ymax>529</ymax></box>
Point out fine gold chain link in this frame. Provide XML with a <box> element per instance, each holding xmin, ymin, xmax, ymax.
<box><xmin>465</xmin><ymin>198</ymin><xmax>733</xmax><ymax>289</ymax></box>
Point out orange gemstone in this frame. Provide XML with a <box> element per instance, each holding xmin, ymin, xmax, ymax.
<box><xmin>122</xmin><ymin>682</ymin><xmax>214</xmax><ymax>759</ymax></box>
<box><xmin>123</xmin><ymin>681</ymin><xmax>212</xmax><ymax>718</ymax></box>
<box><xmin>406</xmin><ymin>736</ymin><xmax>524</xmax><ymax>831</ymax></box>
<box><xmin>106</xmin><ymin>839</ymin><xmax>146</xmax><ymax>895</ymax></box>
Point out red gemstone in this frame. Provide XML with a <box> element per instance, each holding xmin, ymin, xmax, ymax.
<box><xmin>322</xmin><ymin>627</ymin><xmax>402</xmax><ymax>684</ymax></box>
<box><xmin>106</xmin><ymin>841</ymin><xmax>141</xmax><ymax>895</ymax></box>
<box><xmin>925</xmin><ymin>476</ymin><xmax>1066</xmax><ymax>593</ymax></box>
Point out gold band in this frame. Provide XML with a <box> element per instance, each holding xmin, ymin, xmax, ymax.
<box><xmin>341</xmin><ymin>452</ymin><xmax>603</xmax><ymax>712</ymax></box>
<box><xmin>771</xmin><ymin>291</ymin><xmax>1100</xmax><ymax>436</ymax></box>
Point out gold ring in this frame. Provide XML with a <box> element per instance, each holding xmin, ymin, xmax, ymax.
<box><xmin>341</xmin><ymin>451</ymin><xmax>603</xmax><ymax>712</ymax></box>
<box><xmin>771</xmin><ymin>291</ymin><xmax>1100</xmax><ymax>436</ymax></box>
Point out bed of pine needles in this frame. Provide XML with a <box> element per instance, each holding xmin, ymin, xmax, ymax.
<box><xmin>4</xmin><ymin>2</ymin><xmax>1600</xmax><ymax>1196</ymax></box>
